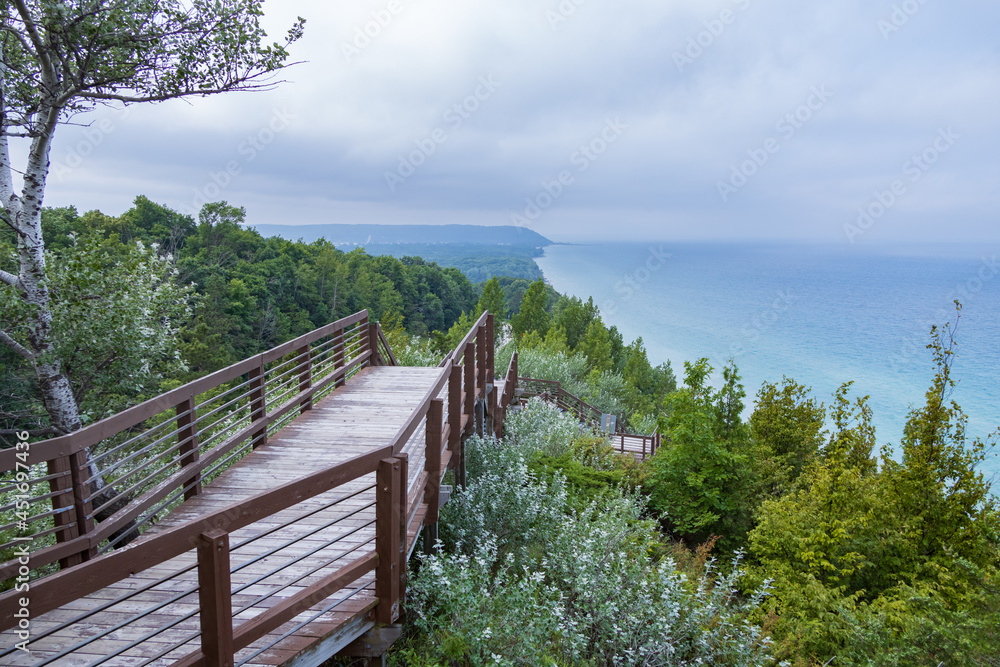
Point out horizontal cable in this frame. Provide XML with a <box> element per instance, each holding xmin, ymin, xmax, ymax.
<box><xmin>24</xmin><ymin>483</ymin><xmax>377</xmax><ymax>661</ymax></box>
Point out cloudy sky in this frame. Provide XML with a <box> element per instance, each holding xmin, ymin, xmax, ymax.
<box><xmin>28</xmin><ymin>0</ymin><xmax>1000</xmax><ymax>243</ymax></box>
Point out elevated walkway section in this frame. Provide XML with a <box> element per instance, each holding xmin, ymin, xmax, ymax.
<box><xmin>0</xmin><ymin>311</ymin><xmax>514</xmax><ymax>666</ymax></box>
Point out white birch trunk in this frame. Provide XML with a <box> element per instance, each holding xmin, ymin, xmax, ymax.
<box><xmin>2</xmin><ymin>75</ymin><xmax>133</xmax><ymax>542</ymax></box>
<box><xmin>1</xmin><ymin>94</ymin><xmax>84</xmax><ymax>436</ymax></box>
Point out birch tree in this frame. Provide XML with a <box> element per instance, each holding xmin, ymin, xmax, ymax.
<box><xmin>0</xmin><ymin>1</ymin><xmax>304</xmax><ymax>436</ymax></box>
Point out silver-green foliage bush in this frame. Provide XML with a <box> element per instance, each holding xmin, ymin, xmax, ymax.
<box><xmin>392</xmin><ymin>335</ymin><xmax>443</xmax><ymax>367</ymax></box>
<box><xmin>408</xmin><ymin>401</ymin><xmax>779</xmax><ymax>666</ymax></box>
<box><xmin>496</xmin><ymin>343</ymin><xmax>590</xmax><ymax>396</ymax></box>
<box><xmin>582</xmin><ymin>369</ymin><xmax>630</xmax><ymax>419</ymax></box>
<box><xmin>496</xmin><ymin>343</ymin><xmax>633</xmax><ymax>422</ymax></box>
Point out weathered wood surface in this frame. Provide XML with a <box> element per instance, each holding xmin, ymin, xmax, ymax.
<box><xmin>0</xmin><ymin>366</ymin><xmax>444</xmax><ymax>667</ymax></box>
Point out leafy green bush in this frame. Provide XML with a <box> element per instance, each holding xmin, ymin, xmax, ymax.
<box><xmin>528</xmin><ymin>433</ymin><xmax>650</xmax><ymax>509</ymax></box>
<box><xmin>404</xmin><ymin>400</ymin><xmax>779</xmax><ymax>666</ymax></box>
<box><xmin>496</xmin><ymin>344</ymin><xmax>590</xmax><ymax>397</ymax></box>
<box><xmin>648</xmin><ymin>359</ymin><xmax>755</xmax><ymax>550</ymax></box>
<box><xmin>747</xmin><ymin>316</ymin><xmax>1000</xmax><ymax>665</ymax></box>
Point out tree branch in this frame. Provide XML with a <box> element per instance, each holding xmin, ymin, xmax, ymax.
<box><xmin>0</xmin><ymin>208</ymin><xmax>26</xmax><ymax>238</ymax></box>
<box><xmin>0</xmin><ymin>23</ymin><xmax>33</xmax><ymax>60</ymax></box>
<box><xmin>11</xmin><ymin>0</ymin><xmax>53</xmax><ymax>77</ymax></box>
<box><xmin>0</xmin><ymin>101</ymin><xmax>19</xmax><ymax>208</ymax></box>
<box><xmin>0</xmin><ymin>328</ymin><xmax>32</xmax><ymax>361</ymax></box>
<box><xmin>0</xmin><ymin>268</ymin><xmax>20</xmax><ymax>289</ymax></box>
<box><xmin>74</xmin><ymin>77</ymin><xmax>295</xmax><ymax>104</ymax></box>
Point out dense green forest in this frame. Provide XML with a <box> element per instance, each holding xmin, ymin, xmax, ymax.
<box><xmin>0</xmin><ymin>197</ymin><xmax>480</xmax><ymax>433</ymax></box>
<box><xmin>356</xmin><ymin>243</ymin><xmax>544</xmax><ymax>283</ymax></box>
<box><xmin>254</xmin><ymin>224</ymin><xmax>552</xmax><ymax>283</ymax></box>
<box><xmin>252</xmin><ymin>223</ymin><xmax>550</xmax><ymax>282</ymax></box>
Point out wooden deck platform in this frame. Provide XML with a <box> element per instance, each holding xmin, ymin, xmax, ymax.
<box><xmin>0</xmin><ymin>366</ymin><xmax>447</xmax><ymax>667</ymax></box>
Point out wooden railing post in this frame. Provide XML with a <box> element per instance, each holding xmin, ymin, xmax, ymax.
<box><xmin>463</xmin><ymin>342</ymin><xmax>475</xmax><ymax>435</ymax></box>
<box><xmin>425</xmin><ymin>399</ymin><xmax>444</xmax><ymax>525</ymax></box>
<box><xmin>448</xmin><ymin>364</ymin><xmax>462</xmax><ymax>455</ymax></box>
<box><xmin>297</xmin><ymin>344</ymin><xmax>313</xmax><ymax>413</ymax></box>
<box><xmin>176</xmin><ymin>398</ymin><xmax>201</xmax><ymax>500</ymax></box>
<box><xmin>248</xmin><ymin>360</ymin><xmax>267</xmax><ymax>449</ymax></box>
<box><xmin>375</xmin><ymin>458</ymin><xmax>402</xmax><ymax>625</ymax></box>
<box><xmin>368</xmin><ymin>322</ymin><xmax>382</xmax><ymax>367</ymax></box>
<box><xmin>485</xmin><ymin>316</ymin><xmax>496</xmax><ymax>437</ymax></box>
<box><xmin>476</xmin><ymin>324</ymin><xmax>487</xmax><ymax>399</ymax></box>
<box><xmin>476</xmin><ymin>325</ymin><xmax>487</xmax><ymax>437</ymax></box>
<box><xmin>396</xmin><ymin>452</ymin><xmax>409</xmax><ymax>615</ymax></box>
<box><xmin>47</xmin><ymin>455</ymin><xmax>83</xmax><ymax>569</ymax></box>
<box><xmin>486</xmin><ymin>313</ymin><xmax>495</xmax><ymax>381</ymax></box>
<box><xmin>493</xmin><ymin>384</ymin><xmax>502</xmax><ymax>439</ymax></box>
<box><xmin>69</xmin><ymin>450</ymin><xmax>97</xmax><ymax>561</ymax></box>
<box><xmin>197</xmin><ymin>529</ymin><xmax>235</xmax><ymax>667</ymax></box>
<box><xmin>333</xmin><ymin>328</ymin><xmax>346</xmax><ymax>389</ymax></box>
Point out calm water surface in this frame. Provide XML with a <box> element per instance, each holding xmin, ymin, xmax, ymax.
<box><xmin>536</xmin><ymin>243</ymin><xmax>1000</xmax><ymax>485</ymax></box>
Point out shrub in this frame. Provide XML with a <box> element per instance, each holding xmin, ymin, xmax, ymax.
<box><xmin>407</xmin><ymin>400</ymin><xmax>778</xmax><ymax>666</ymax></box>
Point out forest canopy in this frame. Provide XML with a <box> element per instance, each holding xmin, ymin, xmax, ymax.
<box><xmin>0</xmin><ymin>197</ymin><xmax>479</xmax><ymax>432</ymax></box>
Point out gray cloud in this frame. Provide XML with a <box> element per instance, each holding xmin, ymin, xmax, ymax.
<box><xmin>33</xmin><ymin>0</ymin><xmax>1000</xmax><ymax>243</ymax></box>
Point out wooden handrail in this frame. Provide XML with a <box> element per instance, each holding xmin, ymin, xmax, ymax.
<box><xmin>0</xmin><ymin>311</ymin><xmax>370</xmax><ymax>466</ymax></box>
<box><xmin>440</xmin><ymin>311</ymin><xmax>490</xmax><ymax>368</ymax></box>
<box><xmin>518</xmin><ymin>377</ymin><xmax>607</xmax><ymax>428</ymax></box>
<box><xmin>0</xmin><ymin>311</ymin><xmax>376</xmax><ymax>581</ymax></box>
<box><xmin>0</xmin><ymin>445</ymin><xmax>392</xmax><ymax>628</ymax></box>
<box><xmin>375</xmin><ymin>323</ymin><xmax>399</xmax><ymax>366</ymax></box>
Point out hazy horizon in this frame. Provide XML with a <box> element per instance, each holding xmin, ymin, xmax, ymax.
<box><xmin>14</xmin><ymin>1</ymin><xmax>999</xmax><ymax>246</ymax></box>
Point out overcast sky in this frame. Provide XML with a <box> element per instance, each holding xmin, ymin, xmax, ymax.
<box><xmin>26</xmin><ymin>0</ymin><xmax>1000</xmax><ymax>243</ymax></box>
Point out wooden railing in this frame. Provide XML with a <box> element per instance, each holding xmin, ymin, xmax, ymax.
<box><xmin>0</xmin><ymin>311</ymin><xmax>383</xmax><ymax>582</ymax></box>
<box><xmin>493</xmin><ymin>352</ymin><xmax>519</xmax><ymax>438</ymax></box>
<box><xmin>518</xmin><ymin>377</ymin><xmax>612</xmax><ymax>431</ymax></box>
<box><xmin>609</xmin><ymin>431</ymin><xmax>662</xmax><ymax>459</ymax></box>
<box><xmin>517</xmin><ymin>376</ymin><xmax>661</xmax><ymax>459</ymax></box>
<box><xmin>0</xmin><ymin>310</ymin><xmax>508</xmax><ymax>665</ymax></box>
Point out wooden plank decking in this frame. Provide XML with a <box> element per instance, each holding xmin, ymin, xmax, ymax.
<box><xmin>0</xmin><ymin>365</ymin><xmax>447</xmax><ymax>667</ymax></box>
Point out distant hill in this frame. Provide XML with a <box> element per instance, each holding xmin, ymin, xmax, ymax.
<box><xmin>249</xmin><ymin>223</ymin><xmax>551</xmax><ymax>248</ymax></box>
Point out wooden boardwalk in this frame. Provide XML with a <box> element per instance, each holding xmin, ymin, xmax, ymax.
<box><xmin>0</xmin><ymin>311</ymin><xmax>511</xmax><ymax>666</ymax></box>
<box><xmin>0</xmin><ymin>366</ymin><xmax>444</xmax><ymax>666</ymax></box>
<box><xmin>517</xmin><ymin>377</ymin><xmax>661</xmax><ymax>460</ymax></box>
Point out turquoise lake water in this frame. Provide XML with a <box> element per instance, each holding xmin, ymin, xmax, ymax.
<box><xmin>535</xmin><ymin>242</ymin><xmax>1000</xmax><ymax>486</ymax></box>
